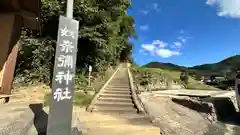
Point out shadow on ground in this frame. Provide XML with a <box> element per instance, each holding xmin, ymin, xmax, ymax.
<box><xmin>204</xmin><ymin>98</ymin><xmax>240</xmax><ymax>135</ymax></box>
<box><xmin>29</xmin><ymin>104</ymin><xmax>83</xmax><ymax>135</ymax></box>
<box><xmin>29</xmin><ymin>104</ymin><xmax>48</xmax><ymax>135</ymax></box>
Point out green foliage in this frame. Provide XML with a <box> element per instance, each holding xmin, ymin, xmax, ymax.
<box><xmin>73</xmin><ymin>92</ymin><xmax>92</xmax><ymax>106</ymax></box>
<box><xmin>75</xmin><ymin>73</ymin><xmax>88</xmax><ymax>91</ymax></box>
<box><xmin>14</xmin><ymin>0</ymin><xmax>135</xmax><ymax>87</ymax></box>
<box><xmin>180</xmin><ymin>71</ymin><xmax>189</xmax><ymax>88</ymax></box>
<box><xmin>44</xmin><ymin>91</ymin><xmax>92</xmax><ymax>106</ymax></box>
<box><xmin>14</xmin><ymin>32</ymin><xmax>55</xmax><ymax>86</ymax></box>
<box><xmin>184</xmin><ymin>73</ymin><xmax>189</xmax><ymax>86</ymax></box>
<box><xmin>44</xmin><ymin>93</ymin><xmax>51</xmax><ymax>106</ymax></box>
<box><xmin>131</xmin><ymin>67</ymin><xmax>161</xmax><ymax>86</ymax></box>
<box><xmin>134</xmin><ymin>67</ymin><xmax>220</xmax><ymax>90</ymax></box>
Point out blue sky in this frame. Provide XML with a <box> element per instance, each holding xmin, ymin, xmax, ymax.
<box><xmin>127</xmin><ymin>0</ymin><xmax>240</xmax><ymax>67</ymax></box>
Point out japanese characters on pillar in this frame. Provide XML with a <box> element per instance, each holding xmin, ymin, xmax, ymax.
<box><xmin>47</xmin><ymin>16</ymin><xmax>79</xmax><ymax>135</ymax></box>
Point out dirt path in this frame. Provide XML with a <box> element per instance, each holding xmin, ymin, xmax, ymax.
<box><xmin>9</xmin><ymin>85</ymin><xmax>49</xmax><ymax>104</ymax></box>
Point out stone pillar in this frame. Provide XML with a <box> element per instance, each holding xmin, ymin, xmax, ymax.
<box><xmin>0</xmin><ymin>14</ymin><xmax>22</xmax><ymax>94</ymax></box>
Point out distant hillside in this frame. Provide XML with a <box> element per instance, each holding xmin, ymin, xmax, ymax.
<box><xmin>144</xmin><ymin>55</ymin><xmax>240</xmax><ymax>78</ymax></box>
<box><xmin>144</xmin><ymin>62</ymin><xmax>187</xmax><ymax>71</ymax></box>
<box><xmin>189</xmin><ymin>55</ymin><xmax>240</xmax><ymax>77</ymax></box>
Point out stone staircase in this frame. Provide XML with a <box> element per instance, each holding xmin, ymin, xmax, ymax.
<box><xmin>83</xmin><ymin>65</ymin><xmax>160</xmax><ymax>134</ymax></box>
<box><xmin>73</xmin><ymin>108</ymin><xmax>160</xmax><ymax>135</ymax></box>
<box><xmin>88</xmin><ymin>67</ymin><xmax>139</xmax><ymax>114</ymax></box>
<box><xmin>25</xmin><ymin>65</ymin><xmax>160</xmax><ymax>135</ymax></box>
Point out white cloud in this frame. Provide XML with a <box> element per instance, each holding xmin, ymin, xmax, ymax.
<box><xmin>206</xmin><ymin>0</ymin><xmax>216</xmax><ymax>5</ymax></box>
<box><xmin>152</xmin><ymin>40</ymin><xmax>168</xmax><ymax>48</ymax></box>
<box><xmin>153</xmin><ymin>3</ymin><xmax>158</xmax><ymax>9</ymax></box>
<box><xmin>206</xmin><ymin>0</ymin><xmax>240</xmax><ymax>18</ymax></box>
<box><xmin>173</xmin><ymin>42</ymin><xmax>182</xmax><ymax>47</ymax></box>
<box><xmin>153</xmin><ymin>3</ymin><xmax>161</xmax><ymax>12</ymax></box>
<box><xmin>141</xmin><ymin>40</ymin><xmax>180</xmax><ymax>58</ymax></box>
<box><xmin>180</xmin><ymin>30</ymin><xmax>185</xmax><ymax>34</ymax></box>
<box><xmin>177</xmin><ymin>36</ymin><xmax>187</xmax><ymax>43</ymax></box>
<box><xmin>141</xmin><ymin>44</ymin><xmax>155</xmax><ymax>52</ymax></box>
<box><xmin>140</xmin><ymin>25</ymin><xmax>149</xmax><ymax>31</ymax></box>
<box><xmin>140</xmin><ymin>10</ymin><xmax>149</xmax><ymax>15</ymax></box>
<box><xmin>156</xmin><ymin>49</ymin><xmax>181</xmax><ymax>58</ymax></box>
<box><xmin>139</xmin><ymin>49</ymin><xmax>147</xmax><ymax>55</ymax></box>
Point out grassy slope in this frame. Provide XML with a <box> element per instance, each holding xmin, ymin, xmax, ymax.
<box><xmin>135</xmin><ymin>66</ymin><xmax>220</xmax><ymax>90</ymax></box>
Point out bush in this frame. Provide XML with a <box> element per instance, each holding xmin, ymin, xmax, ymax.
<box><xmin>44</xmin><ymin>91</ymin><xmax>92</xmax><ymax>107</ymax></box>
<box><xmin>73</xmin><ymin>92</ymin><xmax>92</xmax><ymax>106</ymax></box>
<box><xmin>180</xmin><ymin>71</ymin><xmax>189</xmax><ymax>88</ymax></box>
<box><xmin>44</xmin><ymin>93</ymin><xmax>51</xmax><ymax>106</ymax></box>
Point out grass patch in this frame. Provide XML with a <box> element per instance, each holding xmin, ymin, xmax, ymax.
<box><xmin>131</xmin><ymin>66</ymin><xmax>163</xmax><ymax>86</ymax></box>
<box><xmin>44</xmin><ymin>92</ymin><xmax>92</xmax><ymax>107</ymax></box>
<box><xmin>132</xmin><ymin>66</ymin><xmax>221</xmax><ymax>90</ymax></box>
<box><xmin>44</xmin><ymin>93</ymin><xmax>51</xmax><ymax>106</ymax></box>
<box><xmin>73</xmin><ymin>92</ymin><xmax>92</xmax><ymax>106</ymax></box>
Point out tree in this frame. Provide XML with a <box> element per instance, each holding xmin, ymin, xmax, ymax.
<box><xmin>14</xmin><ymin>0</ymin><xmax>136</xmax><ymax>86</ymax></box>
<box><xmin>180</xmin><ymin>71</ymin><xmax>189</xmax><ymax>88</ymax></box>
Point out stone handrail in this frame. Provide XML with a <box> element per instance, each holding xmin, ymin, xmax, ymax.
<box><xmin>86</xmin><ymin>65</ymin><xmax>120</xmax><ymax>112</ymax></box>
<box><xmin>127</xmin><ymin>67</ymin><xmax>145</xmax><ymax>114</ymax></box>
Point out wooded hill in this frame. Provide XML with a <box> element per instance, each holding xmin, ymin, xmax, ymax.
<box><xmin>144</xmin><ymin>55</ymin><xmax>240</xmax><ymax>79</ymax></box>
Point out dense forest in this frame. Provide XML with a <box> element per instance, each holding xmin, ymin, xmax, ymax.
<box><xmin>14</xmin><ymin>0</ymin><xmax>135</xmax><ymax>86</ymax></box>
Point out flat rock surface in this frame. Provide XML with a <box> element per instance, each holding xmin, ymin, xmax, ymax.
<box><xmin>140</xmin><ymin>94</ymin><xmax>210</xmax><ymax>135</ymax></box>
<box><xmin>139</xmin><ymin>93</ymin><xmax>240</xmax><ymax>135</ymax></box>
<box><xmin>0</xmin><ymin>102</ymin><xmax>31</xmax><ymax>129</ymax></box>
<box><xmin>150</xmin><ymin>90</ymin><xmax>231</xmax><ymax>97</ymax></box>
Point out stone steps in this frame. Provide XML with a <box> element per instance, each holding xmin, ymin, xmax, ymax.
<box><xmin>99</xmin><ymin>93</ymin><xmax>132</xmax><ymax>98</ymax></box>
<box><xmin>84</xmin><ymin>120</ymin><xmax>155</xmax><ymax>128</ymax></box>
<box><xmin>92</xmin><ymin>106</ymin><xmax>137</xmax><ymax>113</ymax></box>
<box><xmin>106</xmin><ymin>84</ymin><xmax>129</xmax><ymax>86</ymax></box>
<box><xmin>78</xmin><ymin>115</ymin><xmax>159</xmax><ymax>135</ymax></box>
<box><xmin>104</xmin><ymin>87</ymin><xmax>130</xmax><ymax>90</ymax></box>
<box><xmin>95</xmin><ymin>101</ymin><xmax>135</xmax><ymax>107</ymax></box>
<box><xmin>98</xmin><ymin>97</ymin><xmax>133</xmax><ymax>102</ymax></box>
<box><xmin>85</xmin><ymin>125</ymin><xmax>160</xmax><ymax>135</ymax></box>
<box><xmin>91</xmin><ymin>67</ymin><xmax>138</xmax><ymax>114</ymax></box>
<box><xmin>103</xmin><ymin>91</ymin><xmax>131</xmax><ymax>95</ymax></box>
<box><xmin>79</xmin><ymin>65</ymin><xmax>159</xmax><ymax>135</ymax></box>
<box><xmin>106</xmin><ymin>85</ymin><xmax>130</xmax><ymax>88</ymax></box>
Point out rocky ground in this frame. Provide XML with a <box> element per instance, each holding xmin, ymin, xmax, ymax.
<box><xmin>139</xmin><ymin>92</ymin><xmax>240</xmax><ymax>135</ymax></box>
<box><xmin>3</xmin><ymin>85</ymin><xmax>240</xmax><ymax>135</ymax></box>
<box><xmin>9</xmin><ymin>85</ymin><xmax>49</xmax><ymax>104</ymax></box>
